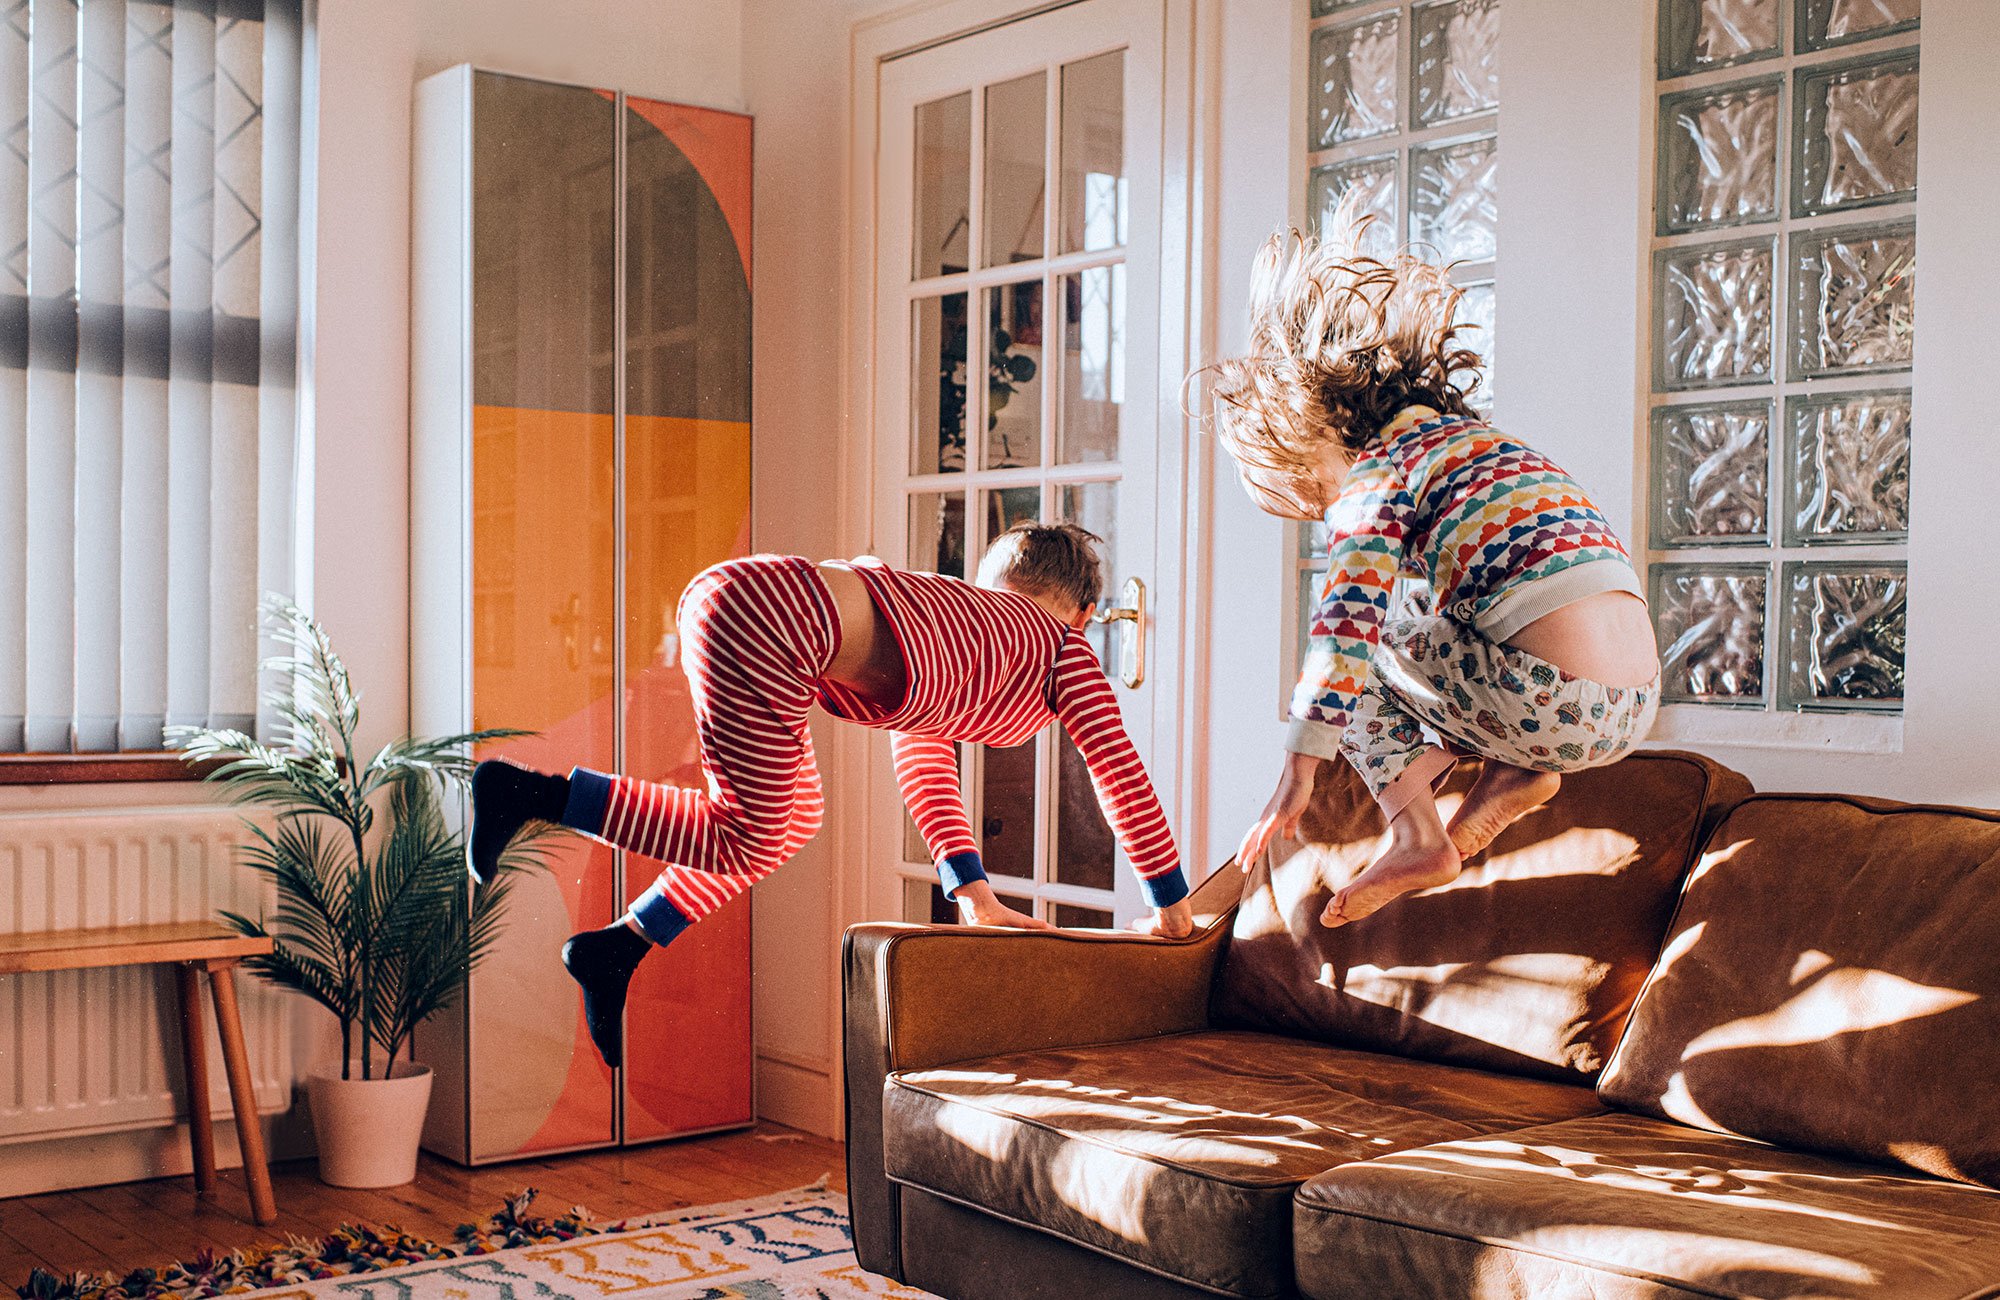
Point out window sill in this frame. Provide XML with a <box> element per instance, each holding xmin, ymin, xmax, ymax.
<box><xmin>0</xmin><ymin>753</ymin><xmax>223</xmax><ymax>785</ymax></box>
<box><xmin>1646</xmin><ymin>704</ymin><xmax>1903</xmax><ymax>755</ymax></box>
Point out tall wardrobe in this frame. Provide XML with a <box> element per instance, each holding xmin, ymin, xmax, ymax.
<box><xmin>411</xmin><ymin>65</ymin><xmax>755</xmax><ymax>1162</ymax></box>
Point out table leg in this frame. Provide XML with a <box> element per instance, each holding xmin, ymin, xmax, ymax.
<box><xmin>174</xmin><ymin>963</ymin><xmax>218</xmax><ymax>1200</ymax></box>
<box><xmin>206</xmin><ymin>960</ymin><xmax>277</xmax><ymax>1225</ymax></box>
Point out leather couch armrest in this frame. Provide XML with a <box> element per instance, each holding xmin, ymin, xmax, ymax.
<box><xmin>842</xmin><ymin>864</ymin><xmax>1241</xmax><ymax>1277</ymax></box>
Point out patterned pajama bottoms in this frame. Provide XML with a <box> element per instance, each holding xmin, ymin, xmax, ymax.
<box><xmin>1342</xmin><ymin>615</ymin><xmax>1660</xmax><ymax>819</ymax></box>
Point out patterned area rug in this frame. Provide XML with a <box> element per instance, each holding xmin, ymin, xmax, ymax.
<box><xmin>14</xmin><ymin>1188</ymin><xmax>937</xmax><ymax>1300</ymax></box>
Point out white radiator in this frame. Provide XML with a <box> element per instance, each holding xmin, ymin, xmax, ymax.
<box><xmin>0</xmin><ymin>805</ymin><xmax>292</xmax><ymax>1144</ymax></box>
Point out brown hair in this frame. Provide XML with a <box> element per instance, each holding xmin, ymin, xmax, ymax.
<box><xmin>1200</xmin><ymin>200</ymin><xmax>1483</xmax><ymax>514</ymax></box>
<box><xmin>976</xmin><ymin>522</ymin><xmax>1104</xmax><ymax>612</ymax></box>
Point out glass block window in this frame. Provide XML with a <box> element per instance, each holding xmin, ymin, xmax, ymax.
<box><xmin>1296</xmin><ymin>0</ymin><xmax>1498</xmax><ymax>680</ymax></box>
<box><xmin>1646</xmin><ymin>1</ymin><xmax>1916</xmax><ymax>716</ymax></box>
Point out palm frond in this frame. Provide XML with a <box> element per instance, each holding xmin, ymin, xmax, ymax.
<box><xmin>359</xmin><ymin>729</ymin><xmax>535</xmax><ymax>799</ymax></box>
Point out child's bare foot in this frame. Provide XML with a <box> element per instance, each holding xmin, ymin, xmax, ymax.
<box><xmin>1322</xmin><ymin>818</ymin><xmax>1461</xmax><ymax>928</ymax></box>
<box><xmin>1448</xmin><ymin>764</ymin><xmax>1561</xmax><ymax>857</ymax></box>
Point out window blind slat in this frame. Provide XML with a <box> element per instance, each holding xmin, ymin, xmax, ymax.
<box><xmin>206</xmin><ymin>4</ymin><xmax>256</xmax><ymax>732</ymax></box>
<box><xmin>117</xmin><ymin>0</ymin><xmax>172</xmax><ymax>750</ymax></box>
<box><xmin>0</xmin><ymin>9</ymin><xmax>31</xmax><ymax>751</ymax></box>
<box><xmin>252</xmin><ymin>0</ymin><xmax>299</xmax><ymax>744</ymax></box>
<box><xmin>163</xmin><ymin>0</ymin><xmax>212</xmax><ymax>734</ymax></box>
<box><xmin>73</xmin><ymin>0</ymin><xmax>125</xmax><ymax>752</ymax></box>
<box><xmin>24</xmin><ymin>0</ymin><xmax>78</xmax><ymax>753</ymax></box>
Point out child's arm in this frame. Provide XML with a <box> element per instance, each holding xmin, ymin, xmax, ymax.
<box><xmin>1288</xmin><ymin>451</ymin><xmax>1415</xmax><ymax>749</ymax></box>
<box><xmin>1238</xmin><ymin>454</ymin><xmax>1415</xmax><ymax>869</ymax></box>
<box><xmin>1050</xmin><ymin>643</ymin><xmax>1191</xmax><ymax>936</ymax></box>
<box><xmin>889</xmin><ymin>731</ymin><xmax>1050</xmax><ymax>929</ymax></box>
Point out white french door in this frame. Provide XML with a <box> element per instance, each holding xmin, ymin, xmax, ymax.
<box><xmin>869</xmin><ymin>0</ymin><xmax>1171</xmax><ymax>929</ymax></box>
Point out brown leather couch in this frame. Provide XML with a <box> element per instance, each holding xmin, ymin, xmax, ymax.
<box><xmin>843</xmin><ymin>750</ymin><xmax>2000</xmax><ymax>1298</ymax></box>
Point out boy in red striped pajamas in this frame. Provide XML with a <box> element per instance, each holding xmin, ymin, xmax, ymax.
<box><xmin>468</xmin><ymin>523</ymin><xmax>1190</xmax><ymax>1067</ymax></box>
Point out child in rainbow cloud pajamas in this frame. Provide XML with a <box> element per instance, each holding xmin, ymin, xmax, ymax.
<box><xmin>1215</xmin><ymin>212</ymin><xmax>1662</xmax><ymax>927</ymax></box>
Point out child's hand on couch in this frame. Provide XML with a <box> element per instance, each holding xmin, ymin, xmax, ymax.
<box><xmin>954</xmin><ymin>880</ymin><xmax>1055</xmax><ymax>930</ymax></box>
<box><xmin>1128</xmin><ymin>898</ymin><xmax>1195</xmax><ymax>939</ymax></box>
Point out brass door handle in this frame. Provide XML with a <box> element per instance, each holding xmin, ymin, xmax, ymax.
<box><xmin>1090</xmin><ymin>576</ymin><xmax>1147</xmax><ymax>689</ymax></box>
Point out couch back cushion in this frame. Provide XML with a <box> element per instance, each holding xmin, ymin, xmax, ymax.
<box><xmin>1214</xmin><ymin>750</ymin><xmax>1750</xmax><ymax>1084</ymax></box>
<box><xmin>1599</xmin><ymin>793</ymin><xmax>2000</xmax><ymax>1187</ymax></box>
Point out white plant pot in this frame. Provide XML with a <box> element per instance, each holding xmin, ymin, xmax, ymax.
<box><xmin>306</xmin><ymin>1060</ymin><xmax>435</xmax><ymax>1188</ymax></box>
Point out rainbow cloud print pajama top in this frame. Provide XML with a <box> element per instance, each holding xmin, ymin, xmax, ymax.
<box><xmin>1289</xmin><ymin>405</ymin><xmax>1654</xmax><ymax>788</ymax></box>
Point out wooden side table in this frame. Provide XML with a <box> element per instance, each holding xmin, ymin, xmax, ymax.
<box><xmin>0</xmin><ymin>922</ymin><xmax>279</xmax><ymax>1224</ymax></box>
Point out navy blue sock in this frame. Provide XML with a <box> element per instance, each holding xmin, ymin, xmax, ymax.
<box><xmin>560</xmin><ymin>922</ymin><xmax>654</xmax><ymax>1070</ymax></box>
<box><xmin>468</xmin><ymin>759</ymin><xmax>568</xmax><ymax>885</ymax></box>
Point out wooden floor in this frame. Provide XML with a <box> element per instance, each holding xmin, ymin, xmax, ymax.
<box><xmin>0</xmin><ymin>1122</ymin><xmax>846</xmax><ymax>1285</ymax></box>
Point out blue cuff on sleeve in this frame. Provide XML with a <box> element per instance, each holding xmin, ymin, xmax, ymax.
<box><xmin>562</xmin><ymin>767</ymin><xmax>615</xmax><ymax>836</ymax></box>
<box><xmin>1139</xmin><ymin>868</ymin><xmax>1190</xmax><ymax>909</ymax></box>
<box><xmin>936</xmin><ymin>851</ymin><xmax>987</xmax><ymax>897</ymax></box>
<box><xmin>625</xmin><ymin>881</ymin><xmax>693</xmax><ymax>947</ymax></box>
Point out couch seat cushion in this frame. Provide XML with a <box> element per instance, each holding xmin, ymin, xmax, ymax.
<box><xmin>883</xmin><ymin>1029</ymin><xmax>1604</xmax><ymax>1298</ymax></box>
<box><xmin>1293</xmin><ymin>1113</ymin><xmax>2000</xmax><ymax>1300</ymax></box>
<box><xmin>1217</xmin><ymin>752</ymin><xmax>1751</xmax><ymax>1084</ymax></box>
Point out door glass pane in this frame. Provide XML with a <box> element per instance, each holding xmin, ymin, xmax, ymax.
<box><xmin>909</xmin><ymin>491</ymin><xmax>966</xmax><ymax>577</ymax></box>
<box><xmin>978</xmin><ymin>739</ymin><xmax>1037</xmax><ymax>878</ymax></box>
<box><xmin>1057</xmin><ymin>267</ymin><xmax>1124</xmax><ymax>464</ymax></box>
<box><xmin>985</xmin><ymin>281</ymin><xmax>1044</xmax><ymax>469</ymax></box>
<box><xmin>985</xmin><ymin>486</ymin><xmax>1043</xmax><ymax>547</ymax></box>
<box><xmin>1060</xmin><ymin>51</ymin><xmax>1125</xmax><ymax>254</ymax></box>
<box><xmin>1051</xmin><ymin>902</ymin><xmax>1113</xmax><ymax>929</ymax></box>
<box><xmin>903</xmin><ymin>877</ymin><xmax>957</xmax><ymax>925</ymax></box>
<box><xmin>913</xmin><ymin>92</ymin><xmax>972</xmax><ymax>279</ymax></box>
<box><xmin>912</xmin><ymin>292</ymin><xmax>969</xmax><ymax>473</ymax></box>
<box><xmin>1054</xmin><ymin>730</ymin><xmax>1117</xmax><ymax>891</ymax></box>
<box><xmin>984</xmin><ymin>72</ymin><xmax>1047</xmax><ymax>268</ymax></box>
<box><xmin>1053</xmin><ymin>479</ymin><xmax>1118</xmax><ymax>892</ymax></box>
<box><xmin>1057</xmin><ymin>481</ymin><xmax>1117</xmax><ymax>602</ymax></box>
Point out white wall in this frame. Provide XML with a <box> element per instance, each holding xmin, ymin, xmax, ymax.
<box><xmin>738</xmin><ymin>0</ymin><xmax>881</xmax><ymax>1139</ymax></box>
<box><xmin>1196</xmin><ymin>0</ymin><xmax>1312</xmax><ymax>872</ymax></box>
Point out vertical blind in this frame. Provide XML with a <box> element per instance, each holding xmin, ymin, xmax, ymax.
<box><xmin>0</xmin><ymin>0</ymin><xmax>306</xmax><ymax>753</ymax></box>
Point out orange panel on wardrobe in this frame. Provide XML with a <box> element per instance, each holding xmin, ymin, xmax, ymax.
<box><xmin>619</xmin><ymin>94</ymin><xmax>755</xmax><ymax>1141</ymax></box>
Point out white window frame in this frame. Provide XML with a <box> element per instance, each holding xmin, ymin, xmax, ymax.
<box><xmin>1641</xmin><ymin>1</ymin><xmax>1916</xmax><ymax>755</ymax></box>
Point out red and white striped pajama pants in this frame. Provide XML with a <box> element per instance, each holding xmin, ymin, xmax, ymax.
<box><xmin>587</xmin><ymin>555</ymin><xmax>839</xmax><ymax>922</ymax></box>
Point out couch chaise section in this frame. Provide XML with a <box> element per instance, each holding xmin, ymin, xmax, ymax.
<box><xmin>1288</xmin><ymin>790</ymin><xmax>2000</xmax><ymax>1299</ymax></box>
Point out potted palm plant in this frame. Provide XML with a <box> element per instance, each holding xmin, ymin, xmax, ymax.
<box><xmin>171</xmin><ymin>596</ymin><xmax>544</xmax><ymax>1188</ymax></box>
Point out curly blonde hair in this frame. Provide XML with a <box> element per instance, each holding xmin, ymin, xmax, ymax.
<box><xmin>1203</xmin><ymin>201</ymin><xmax>1484</xmax><ymax>514</ymax></box>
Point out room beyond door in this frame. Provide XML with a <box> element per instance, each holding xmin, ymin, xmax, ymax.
<box><xmin>872</xmin><ymin>0</ymin><xmax>1171</xmax><ymax>928</ymax></box>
